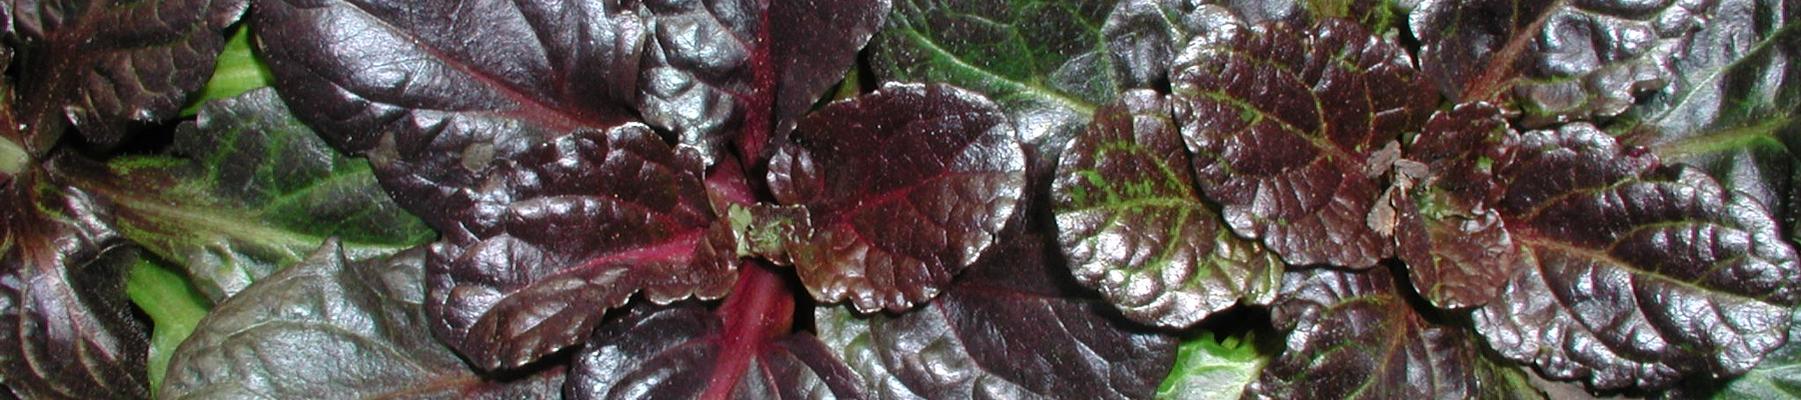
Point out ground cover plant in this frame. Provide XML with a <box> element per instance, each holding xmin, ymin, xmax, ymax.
<box><xmin>2</xmin><ymin>0</ymin><xmax>1800</xmax><ymax>398</ymax></box>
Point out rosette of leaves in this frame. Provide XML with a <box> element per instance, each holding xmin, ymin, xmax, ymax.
<box><xmin>876</xmin><ymin>0</ymin><xmax>1801</xmax><ymax>396</ymax></box>
<box><xmin>248</xmin><ymin>0</ymin><xmax>1072</xmax><ymax>392</ymax></box>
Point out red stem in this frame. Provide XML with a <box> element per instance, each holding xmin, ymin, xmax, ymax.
<box><xmin>699</xmin><ymin>262</ymin><xmax>793</xmax><ymax>400</ymax></box>
<box><xmin>697</xmin><ymin>149</ymin><xmax>795</xmax><ymax>399</ymax></box>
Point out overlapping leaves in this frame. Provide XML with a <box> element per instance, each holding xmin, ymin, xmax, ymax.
<box><xmin>814</xmin><ymin>229</ymin><xmax>1177</xmax><ymax>399</ymax></box>
<box><xmin>1474</xmin><ymin>123</ymin><xmax>1801</xmax><ymax>390</ymax></box>
<box><xmin>567</xmin><ymin>279</ymin><xmax>858</xmax><ymax>399</ymax></box>
<box><xmin>1247</xmin><ymin>267</ymin><xmax>1539</xmax><ymax>399</ymax></box>
<box><xmin>159</xmin><ymin>242</ymin><xmax>565</xmax><ymax>399</ymax></box>
<box><xmin>1170</xmin><ymin>17</ymin><xmax>1437</xmax><ymax>269</ymax></box>
<box><xmin>0</xmin><ymin>0</ymin><xmax>247</xmax><ymax>395</ymax></box>
<box><xmin>1051</xmin><ymin>89</ymin><xmax>1281</xmax><ymax>328</ymax></box>
<box><xmin>254</xmin><ymin>0</ymin><xmax>1037</xmax><ymax>380</ymax></box>
<box><xmin>60</xmin><ymin>89</ymin><xmax>432</xmax><ymax>300</ymax></box>
<box><xmin>768</xmin><ymin>82</ymin><xmax>1026</xmax><ymax>313</ymax></box>
<box><xmin>0</xmin><ymin>173</ymin><xmax>148</xmax><ymax>399</ymax></box>
<box><xmin>1</xmin><ymin>0</ymin><xmax>1798</xmax><ymax>397</ymax></box>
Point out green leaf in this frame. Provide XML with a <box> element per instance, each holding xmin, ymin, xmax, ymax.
<box><xmin>60</xmin><ymin>89</ymin><xmax>433</xmax><ymax>300</ymax></box>
<box><xmin>124</xmin><ymin>256</ymin><xmax>211</xmax><ymax>394</ymax></box>
<box><xmin>180</xmin><ymin>26</ymin><xmax>275</xmax><ymax>117</ymax></box>
<box><xmin>1155</xmin><ymin>332</ymin><xmax>1266</xmax><ymax>400</ymax></box>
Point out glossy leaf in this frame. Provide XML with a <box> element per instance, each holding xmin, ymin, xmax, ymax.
<box><xmin>252</xmin><ymin>0</ymin><xmax>897</xmax><ymax>374</ymax></box>
<box><xmin>869</xmin><ymin>0</ymin><xmax>1113</xmax><ymax>146</ymax></box>
<box><xmin>1247</xmin><ymin>267</ymin><xmax>1541</xmax><ymax>400</ymax></box>
<box><xmin>1155</xmin><ymin>333</ymin><xmax>1266</xmax><ymax>400</ymax></box>
<box><xmin>1623</xmin><ymin>0</ymin><xmax>1801</xmax><ymax>245</ymax></box>
<box><xmin>769</xmin><ymin>82</ymin><xmax>1026</xmax><ymax>312</ymax></box>
<box><xmin>180</xmin><ymin>27</ymin><xmax>274</xmax><ymax>116</ymax></box>
<box><xmin>124</xmin><ymin>256</ymin><xmax>210</xmax><ymax>393</ymax></box>
<box><xmin>1169</xmin><ymin>17</ymin><xmax>1436</xmax><ymax>268</ymax></box>
<box><xmin>1051</xmin><ymin>89</ymin><xmax>1282</xmax><ymax>328</ymax></box>
<box><xmin>9</xmin><ymin>0</ymin><xmax>247</xmax><ymax>152</ymax></box>
<box><xmin>253</xmin><ymin>0</ymin><xmax>645</xmax><ymax>231</ymax></box>
<box><xmin>813</xmin><ymin>230</ymin><xmax>1177</xmax><ymax>399</ymax></box>
<box><xmin>255</xmin><ymin>0</ymin><xmax>887</xmax><ymax>169</ymax></box>
<box><xmin>639</xmin><ymin>0</ymin><xmax>890</xmax><ymax>161</ymax></box>
<box><xmin>1393</xmin><ymin>103</ymin><xmax>1525</xmax><ymax>309</ymax></box>
<box><xmin>425</xmin><ymin>125</ymin><xmax>737</xmax><ymax>371</ymax></box>
<box><xmin>566</xmin><ymin>278</ymin><xmax>863</xmax><ymax>399</ymax></box>
<box><xmin>1474</xmin><ymin>124</ymin><xmax>1801</xmax><ymax>390</ymax></box>
<box><xmin>0</xmin><ymin>171</ymin><xmax>149</xmax><ymax>399</ymax></box>
<box><xmin>1408</xmin><ymin>0</ymin><xmax>1695</xmax><ymax>122</ymax></box>
<box><xmin>61</xmin><ymin>89</ymin><xmax>432</xmax><ymax>300</ymax></box>
<box><xmin>1717</xmin><ymin>311</ymin><xmax>1801</xmax><ymax>399</ymax></box>
<box><xmin>159</xmin><ymin>242</ymin><xmax>565</xmax><ymax>399</ymax></box>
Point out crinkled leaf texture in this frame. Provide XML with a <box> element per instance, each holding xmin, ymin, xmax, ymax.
<box><xmin>1718</xmin><ymin>311</ymin><xmax>1801</xmax><ymax>399</ymax></box>
<box><xmin>0</xmin><ymin>171</ymin><xmax>148</xmax><ymax>399</ymax></box>
<box><xmin>1408</xmin><ymin>0</ymin><xmax>1696</xmax><ymax>122</ymax></box>
<box><xmin>253</xmin><ymin>0</ymin><xmax>894</xmax><ymax>371</ymax></box>
<box><xmin>567</xmin><ymin>299</ymin><xmax>862</xmax><ymax>399</ymax></box>
<box><xmin>253</xmin><ymin>0</ymin><xmax>646</xmax><ymax>228</ymax></box>
<box><xmin>1248</xmin><ymin>266</ymin><xmax>1541</xmax><ymax>399</ymax></box>
<box><xmin>60</xmin><ymin>89</ymin><xmax>432</xmax><ymax>300</ymax></box>
<box><xmin>424</xmin><ymin>125</ymin><xmax>737</xmax><ymax>371</ymax></box>
<box><xmin>1474</xmin><ymin>123</ymin><xmax>1801</xmax><ymax>390</ymax></box>
<box><xmin>813</xmin><ymin>230</ymin><xmax>1177</xmax><ymax>399</ymax></box>
<box><xmin>1623</xmin><ymin>0</ymin><xmax>1801</xmax><ymax>244</ymax></box>
<box><xmin>9</xmin><ymin>0</ymin><xmax>246</xmax><ymax>151</ymax></box>
<box><xmin>1051</xmin><ymin>89</ymin><xmax>1281</xmax><ymax>328</ymax></box>
<box><xmin>1170</xmin><ymin>17</ymin><xmax>1436</xmax><ymax>268</ymax></box>
<box><xmin>1394</xmin><ymin>103</ymin><xmax>1526</xmax><ymax>309</ymax></box>
<box><xmin>159</xmin><ymin>242</ymin><xmax>565</xmax><ymax>399</ymax></box>
<box><xmin>639</xmin><ymin>0</ymin><xmax>890</xmax><ymax>161</ymax></box>
<box><xmin>254</xmin><ymin>0</ymin><xmax>887</xmax><ymax>168</ymax></box>
<box><xmin>769</xmin><ymin>82</ymin><xmax>1026</xmax><ymax>312</ymax></box>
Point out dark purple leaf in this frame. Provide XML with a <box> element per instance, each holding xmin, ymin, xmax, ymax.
<box><xmin>1050</xmin><ymin>89</ymin><xmax>1282</xmax><ymax>328</ymax></box>
<box><xmin>254</xmin><ymin>0</ymin><xmax>893</xmax><ymax>374</ymax></box>
<box><xmin>638</xmin><ymin>0</ymin><xmax>889</xmax><ymax>161</ymax></box>
<box><xmin>1169</xmin><ymin>17</ymin><xmax>1436</xmax><ymax>268</ymax></box>
<box><xmin>256</xmin><ymin>0</ymin><xmax>886</xmax><ymax>169</ymax></box>
<box><xmin>253</xmin><ymin>0</ymin><xmax>645</xmax><ymax>230</ymax></box>
<box><xmin>1474</xmin><ymin>123</ymin><xmax>1801</xmax><ymax>390</ymax></box>
<box><xmin>1393</xmin><ymin>103</ymin><xmax>1527</xmax><ymax>309</ymax></box>
<box><xmin>1246</xmin><ymin>266</ymin><xmax>1541</xmax><ymax>400</ymax></box>
<box><xmin>159</xmin><ymin>242</ymin><xmax>565</xmax><ymax>399</ymax></box>
<box><xmin>814</xmin><ymin>230</ymin><xmax>1178</xmax><ymax>400</ymax></box>
<box><xmin>9</xmin><ymin>0</ymin><xmax>246</xmax><ymax>152</ymax></box>
<box><xmin>768</xmin><ymin>82</ymin><xmax>1026</xmax><ymax>313</ymax></box>
<box><xmin>0</xmin><ymin>171</ymin><xmax>148</xmax><ymax>399</ymax></box>
<box><xmin>1408</xmin><ymin>0</ymin><xmax>1696</xmax><ymax>122</ymax></box>
<box><xmin>566</xmin><ymin>268</ymin><xmax>864</xmax><ymax>400</ymax></box>
<box><xmin>425</xmin><ymin>125</ymin><xmax>738</xmax><ymax>371</ymax></box>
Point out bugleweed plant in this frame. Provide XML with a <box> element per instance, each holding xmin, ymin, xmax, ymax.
<box><xmin>2</xmin><ymin>0</ymin><xmax>1800</xmax><ymax>398</ymax></box>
